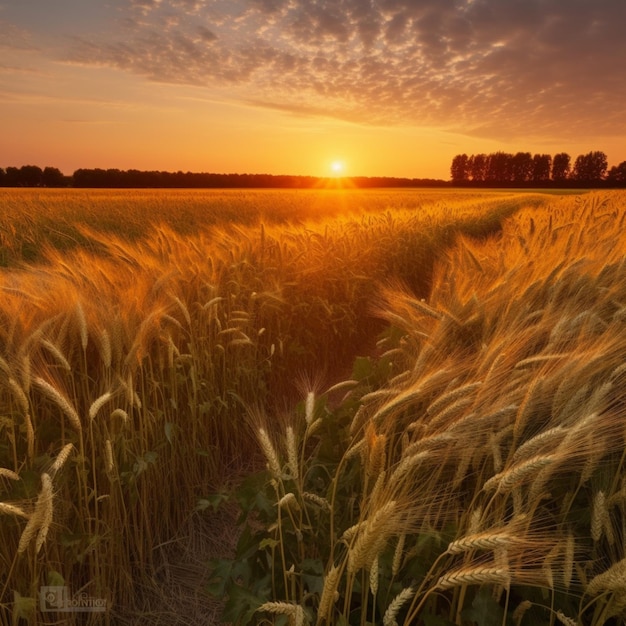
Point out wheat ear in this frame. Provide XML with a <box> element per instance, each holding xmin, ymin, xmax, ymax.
<box><xmin>18</xmin><ymin>473</ymin><xmax>53</xmax><ymax>554</ymax></box>
<box><xmin>317</xmin><ymin>565</ymin><xmax>340</xmax><ymax>622</ymax></box>
<box><xmin>587</xmin><ymin>558</ymin><xmax>626</xmax><ymax>596</ymax></box>
<box><xmin>257</xmin><ymin>602</ymin><xmax>304</xmax><ymax>626</ymax></box>
<box><xmin>483</xmin><ymin>455</ymin><xmax>556</xmax><ymax>494</ymax></box>
<box><xmin>348</xmin><ymin>501</ymin><xmax>399</xmax><ymax>573</ymax></box>
<box><xmin>0</xmin><ymin>502</ymin><xmax>29</xmax><ymax>519</ymax></box>
<box><xmin>0</xmin><ymin>468</ymin><xmax>20</xmax><ymax>481</ymax></box>
<box><xmin>89</xmin><ymin>391</ymin><xmax>113</xmax><ymax>420</ymax></box>
<box><xmin>50</xmin><ymin>443</ymin><xmax>74</xmax><ymax>475</ymax></box>
<box><xmin>258</xmin><ymin>427</ymin><xmax>282</xmax><ymax>478</ymax></box>
<box><xmin>437</xmin><ymin>565</ymin><xmax>510</xmax><ymax>590</ymax></box>
<box><xmin>383</xmin><ymin>586</ymin><xmax>414</xmax><ymax>626</ymax></box>
<box><xmin>446</xmin><ymin>531</ymin><xmax>514</xmax><ymax>555</ymax></box>
<box><xmin>286</xmin><ymin>426</ymin><xmax>299</xmax><ymax>480</ymax></box>
<box><xmin>34</xmin><ymin>377</ymin><xmax>81</xmax><ymax>433</ymax></box>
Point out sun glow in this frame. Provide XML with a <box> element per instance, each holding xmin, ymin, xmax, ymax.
<box><xmin>330</xmin><ymin>160</ymin><xmax>345</xmax><ymax>175</ymax></box>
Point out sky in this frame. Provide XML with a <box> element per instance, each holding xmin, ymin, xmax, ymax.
<box><xmin>1</xmin><ymin>0</ymin><xmax>625</xmax><ymax>179</ymax></box>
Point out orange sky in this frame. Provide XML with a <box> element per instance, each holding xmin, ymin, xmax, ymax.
<box><xmin>1</xmin><ymin>1</ymin><xmax>625</xmax><ymax>179</ymax></box>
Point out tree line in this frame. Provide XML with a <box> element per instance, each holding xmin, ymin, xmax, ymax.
<box><xmin>2</xmin><ymin>158</ymin><xmax>625</xmax><ymax>188</ymax></box>
<box><xmin>0</xmin><ymin>166</ymin><xmax>445</xmax><ymax>189</ymax></box>
<box><xmin>451</xmin><ymin>151</ymin><xmax>626</xmax><ymax>186</ymax></box>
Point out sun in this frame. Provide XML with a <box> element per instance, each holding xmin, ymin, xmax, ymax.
<box><xmin>330</xmin><ymin>160</ymin><xmax>345</xmax><ymax>175</ymax></box>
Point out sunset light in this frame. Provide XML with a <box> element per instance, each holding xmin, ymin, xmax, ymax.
<box><xmin>1</xmin><ymin>2</ymin><xmax>624</xmax><ymax>178</ymax></box>
<box><xmin>3</xmin><ymin>2</ymin><xmax>626</xmax><ymax>623</ymax></box>
<box><xmin>330</xmin><ymin>160</ymin><xmax>346</xmax><ymax>175</ymax></box>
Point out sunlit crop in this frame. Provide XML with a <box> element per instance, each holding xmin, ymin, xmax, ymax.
<box><xmin>4</xmin><ymin>188</ymin><xmax>624</xmax><ymax>625</ymax></box>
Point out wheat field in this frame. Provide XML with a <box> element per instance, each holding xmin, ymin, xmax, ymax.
<box><xmin>1</xmin><ymin>188</ymin><xmax>624</xmax><ymax>625</ymax></box>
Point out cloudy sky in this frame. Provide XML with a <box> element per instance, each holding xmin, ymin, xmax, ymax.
<box><xmin>1</xmin><ymin>0</ymin><xmax>625</xmax><ymax>178</ymax></box>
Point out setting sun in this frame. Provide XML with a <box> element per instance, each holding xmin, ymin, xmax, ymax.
<box><xmin>330</xmin><ymin>160</ymin><xmax>345</xmax><ymax>175</ymax></box>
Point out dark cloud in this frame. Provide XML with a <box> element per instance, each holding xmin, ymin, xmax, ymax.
<box><xmin>65</xmin><ymin>0</ymin><xmax>626</xmax><ymax>139</ymax></box>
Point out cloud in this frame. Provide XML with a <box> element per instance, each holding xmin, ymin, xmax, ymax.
<box><xmin>64</xmin><ymin>0</ymin><xmax>626</xmax><ymax>139</ymax></box>
<box><xmin>0</xmin><ymin>19</ymin><xmax>40</xmax><ymax>51</ymax></box>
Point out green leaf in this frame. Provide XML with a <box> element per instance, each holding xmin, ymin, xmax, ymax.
<box><xmin>195</xmin><ymin>492</ymin><xmax>229</xmax><ymax>512</ymax></box>
<box><xmin>46</xmin><ymin>570</ymin><xmax>65</xmax><ymax>587</ymax></box>
<box><xmin>221</xmin><ymin>583</ymin><xmax>265</xmax><ymax>625</ymax></box>
<box><xmin>206</xmin><ymin>558</ymin><xmax>234</xmax><ymax>597</ymax></box>
<box><xmin>144</xmin><ymin>450</ymin><xmax>158</xmax><ymax>464</ymax></box>
<box><xmin>164</xmin><ymin>422</ymin><xmax>176</xmax><ymax>445</ymax></box>
<box><xmin>259</xmin><ymin>537</ymin><xmax>279</xmax><ymax>550</ymax></box>
<box><xmin>300</xmin><ymin>558</ymin><xmax>324</xmax><ymax>575</ymax></box>
<box><xmin>12</xmin><ymin>592</ymin><xmax>36</xmax><ymax>621</ymax></box>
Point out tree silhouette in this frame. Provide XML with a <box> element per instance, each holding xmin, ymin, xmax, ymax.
<box><xmin>551</xmin><ymin>153</ymin><xmax>571</xmax><ymax>182</ymax></box>
<box><xmin>450</xmin><ymin>154</ymin><xmax>469</xmax><ymax>183</ymax></box>
<box><xmin>532</xmin><ymin>154</ymin><xmax>552</xmax><ymax>183</ymax></box>
<box><xmin>469</xmin><ymin>154</ymin><xmax>487</xmax><ymax>182</ymax></box>
<box><xmin>42</xmin><ymin>166</ymin><xmax>66</xmax><ymax>187</ymax></box>
<box><xmin>512</xmin><ymin>152</ymin><xmax>533</xmax><ymax>183</ymax></box>
<box><xmin>572</xmin><ymin>151</ymin><xmax>608</xmax><ymax>182</ymax></box>
<box><xmin>607</xmin><ymin>161</ymin><xmax>626</xmax><ymax>184</ymax></box>
<box><xmin>485</xmin><ymin>152</ymin><xmax>512</xmax><ymax>183</ymax></box>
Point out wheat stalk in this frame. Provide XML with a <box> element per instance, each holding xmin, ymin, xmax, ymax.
<box><xmin>317</xmin><ymin>565</ymin><xmax>340</xmax><ymax>623</ymax></box>
<box><xmin>369</xmin><ymin>557</ymin><xmax>379</xmax><ymax>596</ymax></box>
<box><xmin>49</xmin><ymin>443</ymin><xmax>74</xmax><ymax>475</ymax></box>
<box><xmin>33</xmin><ymin>377</ymin><xmax>82</xmax><ymax>433</ymax></box>
<box><xmin>8</xmin><ymin>377</ymin><xmax>29</xmax><ymax>414</ymax></box>
<box><xmin>24</xmin><ymin>414</ymin><xmax>35</xmax><ymax>461</ymax></box>
<box><xmin>305</xmin><ymin>391</ymin><xmax>315</xmax><ymax>425</ymax></box>
<box><xmin>389</xmin><ymin>451</ymin><xmax>429</xmax><ymax>484</ymax></box>
<box><xmin>587</xmin><ymin>558</ymin><xmax>626</xmax><ymax>596</ymax></box>
<box><xmin>0</xmin><ymin>468</ymin><xmax>20</xmax><ymax>481</ymax></box>
<box><xmin>285</xmin><ymin>426</ymin><xmax>299</xmax><ymax>480</ymax></box>
<box><xmin>446</xmin><ymin>531</ymin><xmax>514</xmax><ymax>555</ymax></box>
<box><xmin>0</xmin><ymin>502</ymin><xmax>29</xmax><ymax>519</ymax></box>
<box><xmin>512</xmin><ymin>600</ymin><xmax>532</xmax><ymax>626</ymax></box>
<box><xmin>302</xmin><ymin>492</ymin><xmax>330</xmax><ymax>510</ymax></box>
<box><xmin>436</xmin><ymin>565</ymin><xmax>510</xmax><ymax>590</ymax></box>
<box><xmin>35</xmin><ymin>473</ymin><xmax>54</xmax><ymax>553</ymax></box>
<box><xmin>258</xmin><ymin>427</ymin><xmax>282</xmax><ymax>479</ymax></box>
<box><xmin>257</xmin><ymin>601</ymin><xmax>304</xmax><ymax>626</ymax></box>
<box><xmin>483</xmin><ymin>454</ymin><xmax>556</xmax><ymax>494</ymax></box>
<box><xmin>383</xmin><ymin>586</ymin><xmax>414</xmax><ymax>626</ymax></box>
<box><xmin>392</xmin><ymin>533</ymin><xmax>406</xmax><ymax>576</ymax></box>
<box><xmin>555</xmin><ymin>610</ymin><xmax>577</xmax><ymax>626</ymax></box>
<box><xmin>89</xmin><ymin>391</ymin><xmax>113</xmax><ymax>420</ymax></box>
<box><xmin>105</xmin><ymin>439</ymin><xmax>115</xmax><ymax>474</ymax></box>
<box><xmin>18</xmin><ymin>473</ymin><xmax>53</xmax><ymax>554</ymax></box>
<box><xmin>348</xmin><ymin>500</ymin><xmax>398</xmax><ymax>573</ymax></box>
<box><xmin>510</xmin><ymin>426</ymin><xmax>566</xmax><ymax>465</ymax></box>
<box><xmin>426</xmin><ymin>381</ymin><xmax>482</xmax><ymax>417</ymax></box>
<box><xmin>40</xmin><ymin>339</ymin><xmax>71</xmax><ymax>372</ymax></box>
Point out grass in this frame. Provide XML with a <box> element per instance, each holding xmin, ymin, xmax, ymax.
<box><xmin>3</xmin><ymin>187</ymin><xmax>625</xmax><ymax>625</ymax></box>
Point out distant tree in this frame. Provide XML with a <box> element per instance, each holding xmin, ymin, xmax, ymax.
<box><xmin>4</xmin><ymin>167</ymin><xmax>21</xmax><ymax>186</ymax></box>
<box><xmin>531</xmin><ymin>154</ymin><xmax>552</xmax><ymax>183</ymax></box>
<box><xmin>0</xmin><ymin>168</ymin><xmax>5</xmax><ymax>186</ymax></box>
<box><xmin>551</xmin><ymin>153</ymin><xmax>571</xmax><ymax>182</ymax></box>
<box><xmin>511</xmin><ymin>152</ymin><xmax>533</xmax><ymax>183</ymax></box>
<box><xmin>18</xmin><ymin>165</ymin><xmax>43</xmax><ymax>186</ymax></box>
<box><xmin>607</xmin><ymin>161</ymin><xmax>626</xmax><ymax>184</ymax></box>
<box><xmin>485</xmin><ymin>152</ymin><xmax>513</xmax><ymax>183</ymax></box>
<box><xmin>469</xmin><ymin>153</ymin><xmax>487</xmax><ymax>182</ymax></box>
<box><xmin>42</xmin><ymin>166</ymin><xmax>65</xmax><ymax>187</ymax></box>
<box><xmin>572</xmin><ymin>151</ymin><xmax>608</xmax><ymax>182</ymax></box>
<box><xmin>450</xmin><ymin>154</ymin><xmax>470</xmax><ymax>183</ymax></box>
